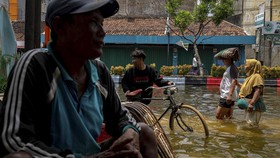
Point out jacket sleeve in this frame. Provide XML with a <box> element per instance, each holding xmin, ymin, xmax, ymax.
<box><xmin>121</xmin><ymin>68</ymin><xmax>131</xmax><ymax>93</ymax></box>
<box><xmin>93</xmin><ymin>60</ymin><xmax>140</xmax><ymax>137</ymax></box>
<box><xmin>152</xmin><ymin>67</ymin><xmax>169</xmax><ymax>86</ymax></box>
<box><xmin>0</xmin><ymin>50</ymin><xmax>72</xmax><ymax>158</ymax></box>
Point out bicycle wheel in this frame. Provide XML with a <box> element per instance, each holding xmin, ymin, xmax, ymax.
<box><xmin>169</xmin><ymin>104</ymin><xmax>209</xmax><ymax>138</ymax></box>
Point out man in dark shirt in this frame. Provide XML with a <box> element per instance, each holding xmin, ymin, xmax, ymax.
<box><xmin>122</xmin><ymin>49</ymin><xmax>173</xmax><ymax>105</ymax></box>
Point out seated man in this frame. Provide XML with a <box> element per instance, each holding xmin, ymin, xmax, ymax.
<box><xmin>0</xmin><ymin>0</ymin><xmax>157</xmax><ymax>157</ymax></box>
<box><xmin>122</xmin><ymin>49</ymin><xmax>173</xmax><ymax>105</ymax></box>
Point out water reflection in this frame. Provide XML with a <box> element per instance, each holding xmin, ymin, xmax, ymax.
<box><xmin>116</xmin><ymin>85</ymin><xmax>280</xmax><ymax>157</ymax></box>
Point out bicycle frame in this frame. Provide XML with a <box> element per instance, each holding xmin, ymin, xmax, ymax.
<box><xmin>140</xmin><ymin>85</ymin><xmax>180</xmax><ymax>126</ymax></box>
<box><xmin>127</xmin><ymin>84</ymin><xmax>209</xmax><ymax>138</ymax></box>
<box><xmin>140</xmin><ymin>85</ymin><xmax>203</xmax><ymax>132</ymax></box>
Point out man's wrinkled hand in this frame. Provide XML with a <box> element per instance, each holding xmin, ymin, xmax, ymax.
<box><xmin>111</xmin><ymin>128</ymin><xmax>141</xmax><ymax>156</ymax></box>
<box><xmin>4</xmin><ymin>151</ymin><xmax>32</xmax><ymax>158</ymax></box>
<box><xmin>88</xmin><ymin>128</ymin><xmax>142</xmax><ymax>158</ymax></box>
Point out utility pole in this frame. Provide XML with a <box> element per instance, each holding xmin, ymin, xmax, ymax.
<box><xmin>166</xmin><ymin>16</ymin><xmax>170</xmax><ymax>65</ymax></box>
<box><xmin>34</xmin><ymin>0</ymin><xmax>42</xmax><ymax>48</ymax></box>
<box><xmin>268</xmin><ymin>0</ymin><xmax>272</xmax><ymax>67</ymax></box>
<box><xmin>25</xmin><ymin>0</ymin><xmax>41</xmax><ymax>51</ymax></box>
<box><xmin>164</xmin><ymin>0</ymin><xmax>170</xmax><ymax>66</ymax></box>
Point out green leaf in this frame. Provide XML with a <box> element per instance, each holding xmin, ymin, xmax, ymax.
<box><xmin>193</xmin><ymin>2</ymin><xmax>209</xmax><ymax>23</ymax></box>
<box><xmin>174</xmin><ymin>10</ymin><xmax>193</xmax><ymax>31</ymax></box>
<box><xmin>165</xmin><ymin>0</ymin><xmax>183</xmax><ymax>17</ymax></box>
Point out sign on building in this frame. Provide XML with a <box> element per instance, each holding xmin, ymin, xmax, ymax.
<box><xmin>262</xmin><ymin>21</ymin><xmax>280</xmax><ymax>34</ymax></box>
<box><xmin>274</xmin><ymin>40</ymin><xmax>280</xmax><ymax>47</ymax></box>
<box><xmin>265</xmin><ymin>34</ymin><xmax>280</xmax><ymax>47</ymax></box>
<box><xmin>255</xmin><ymin>13</ymin><xmax>265</xmax><ymax>28</ymax></box>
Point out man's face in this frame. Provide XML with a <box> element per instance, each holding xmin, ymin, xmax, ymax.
<box><xmin>61</xmin><ymin>10</ymin><xmax>105</xmax><ymax>59</ymax></box>
<box><xmin>132</xmin><ymin>56</ymin><xmax>142</xmax><ymax>67</ymax></box>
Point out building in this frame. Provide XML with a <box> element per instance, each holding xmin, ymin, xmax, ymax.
<box><xmin>8</xmin><ymin>0</ymin><xmax>255</xmax><ymax>73</ymax></box>
<box><xmin>230</xmin><ymin>0</ymin><xmax>280</xmax><ymax>66</ymax></box>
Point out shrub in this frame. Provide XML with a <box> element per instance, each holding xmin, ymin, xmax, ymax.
<box><xmin>211</xmin><ymin>65</ymin><xmax>226</xmax><ymax>77</ymax></box>
<box><xmin>110</xmin><ymin>66</ymin><xmax>125</xmax><ymax>75</ymax></box>
<box><xmin>0</xmin><ymin>76</ymin><xmax>7</xmax><ymax>93</ymax></box>
<box><xmin>125</xmin><ymin>63</ymin><xmax>133</xmax><ymax>71</ymax></box>
<box><xmin>177</xmin><ymin>64</ymin><xmax>191</xmax><ymax>76</ymax></box>
<box><xmin>262</xmin><ymin>65</ymin><xmax>280</xmax><ymax>79</ymax></box>
<box><xmin>110</xmin><ymin>66</ymin><xmax>114</xmax><ymax>75</ymax></box>
<box><xmin>211</xmin><ymin>64</ymin><xmax>280</xmax><ymax>79</ymax></box>
<box><xmin>270</xmin><ymin>66</ymin><xmax>280</xmax><ymax>78</ymax></box>
<box><xmin>150</xmin><ymin>63</ymin><xmax>156</xmax><ymax>68</ymax></box>
<box><xmin>160</xmin><ymin>65</ymin><xmax>174</xmax><ymax>76</ymax></box>
<box><xmin>0</xmin><ymin>53</ymin><xmax>19</xmax><ymax>93</ymax></box>
<box><xmin>111</xmin><ymin>63</ymin><xmax>280</xmax><ymax>79</ymax></box>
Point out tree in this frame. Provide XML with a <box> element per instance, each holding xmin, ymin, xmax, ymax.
<box><xmin>165</xmin><ymin>0</ymin><xmax>234</xmax><ymax>76</ymax></box>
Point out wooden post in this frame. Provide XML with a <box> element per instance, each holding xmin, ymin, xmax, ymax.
<box><xmin>24</xmin><ymin>0</ymin><xmax>41</xmax><ymax>51</ymax></box>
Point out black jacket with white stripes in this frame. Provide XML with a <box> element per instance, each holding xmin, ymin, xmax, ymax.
<box><xmin>0</xmin><ymin>49</ymin><xmax>140</xmax><ymax>157</ymax></box>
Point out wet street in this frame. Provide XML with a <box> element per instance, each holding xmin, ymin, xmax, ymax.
<box><xmin>116</xmin><ymin>84</ymin><xmax>280</xmax><ymax>158</ymax></box>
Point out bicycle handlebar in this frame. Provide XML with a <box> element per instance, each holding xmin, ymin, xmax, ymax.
<box><xmin>144</xmin><ymin>83</ymin><xmax>176</xmax><ymax>91</ymax></box>
<box><xmin>125</xmin><ymin>84</ymin><xmax>177</xmax><ymax>102</ymax></box>
<box><xmin>144</xmin><ymin>83</ymin><xmax>178</xmax><ymax>96</ymax></box>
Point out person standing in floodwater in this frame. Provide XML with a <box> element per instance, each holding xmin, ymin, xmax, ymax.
<box><xmin>122</xmin><ymin>49</ymin><xmax>173</xmax><ymax>105</ymax></box>
<box><xmin>236</xmin><ymin>59</ymin><xmax>266</xmax><ymax>126</ymax></box>
<box><xmin>216</xmin><ymin>58</ymin><xmax>239</xmax><ymax>119</ymax></box>
<box><xmin>214</xmin><ymin>48</ymin><xmax>239</xmax><ymax>119</ymax></box>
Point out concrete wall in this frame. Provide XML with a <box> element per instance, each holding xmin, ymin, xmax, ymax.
<box><xmin>241</xmin><ymin>0</ymin><xmax>280</xmax><ymax>35</ymax></box>
<box><xmin>116</xmin><ymin>0</ymin><xmax>195</xmax><ymax>17</ymax></box>
<box><xmin>237</xmin><ymin>0</ymin><xmax>280</xmax><ymax>66</ymax></box>
<box><xmin>15</xmin><ymin>0</ymin><xmax>280</xmax><ymax>66</ymax></box>
<box><xmin>228</xmin><ymin>0</ymin><xmax>243</xmax><ymax>27</ymax></box>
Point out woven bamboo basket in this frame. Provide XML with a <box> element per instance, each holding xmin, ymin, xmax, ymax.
<box><xmin>122</xmin><ymin>101</ymin><xmax>175</xmax><ymax>158</ymax></box>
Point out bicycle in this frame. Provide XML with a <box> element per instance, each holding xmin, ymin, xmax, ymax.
<box><xmin>122</xmin><ymin>84</ymin><xmax>209</xmax><ymax>157</ymax></box>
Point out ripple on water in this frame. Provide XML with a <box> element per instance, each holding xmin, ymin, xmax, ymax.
<box><xmin>247</xmin><ymin>153</ymin><xmax>262</xmax><ymax>158</ymax></box>
<box><xmin>116</xmin><ymin>85</ymin><xmax>280</xmax><ymax>158</ymax></box>
<box><xmin>233</xmin><ymin>147</ymin><xmax>246</xmax><ymax>153</ymax></box>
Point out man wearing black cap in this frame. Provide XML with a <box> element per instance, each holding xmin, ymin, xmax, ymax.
<box><xmin>0</xmin><ymin>0</ymin><xmax>157</xmax><ymax>157</ymax></box>
<box><xmin>122</xmin><ymin>49</ymin><xmax>173</xmax><ymax>105</ymax></box>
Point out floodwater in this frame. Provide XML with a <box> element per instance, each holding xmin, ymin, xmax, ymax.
<box><xmin>116</xmin><ymin>84</ymin><xmax>280</xmax><ymax>158</ymax></box>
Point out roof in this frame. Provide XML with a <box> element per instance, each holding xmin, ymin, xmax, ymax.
<box><xmin>103</xmin><ymin>17</ymin><xmax>247</xmax><ymax>36</ymax></box>
<box><xmin>12</xmin><ymin>17</ymin><xmax>247</xmax><ymax>42</ymax></box>
<box><xmin>12</xmin><ymin>20</ymin><xmax>45</xmax><ymax>41</ymax></box>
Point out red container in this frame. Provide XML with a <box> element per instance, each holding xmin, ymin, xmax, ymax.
<box><xmin>96</xmin><ymin>124</ymin><xmax>111</xmax><ymax>143</ymax></box>
<box><xmin>207</xmin><ymin>77</ymin><xmax>222</xmax><ymax>85</ymax></box>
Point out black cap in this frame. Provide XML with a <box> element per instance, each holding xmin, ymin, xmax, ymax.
<box><xmin>45</xmin><ymin>0</ymin><xmax>119</xmax><ymax>28</ymax></box>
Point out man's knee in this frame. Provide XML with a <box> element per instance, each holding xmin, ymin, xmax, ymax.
<box><xmin>138</xmin><ymin>123</ymin><xmax>156</xmax><ymax>140</ymax></box>
<box><xmin>138</xmin><ymin>123</ymin><xmax>158</xmax><ymax>158</ymax></box>
<box><xmin>138</xmin><ymin>123</ymin><xmax>157</xmax><ymax>145</ymax></box>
